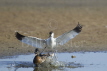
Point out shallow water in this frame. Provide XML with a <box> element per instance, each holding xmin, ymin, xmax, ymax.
<box><xmin>0</xmin><ymin>52</ymin><xmax>107</xmax><ymax>71</ymax></box>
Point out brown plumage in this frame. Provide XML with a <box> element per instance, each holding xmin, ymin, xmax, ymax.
<box><xmin>33</xmin><ymin>48</ymin><xmax>51</xmax><ymax>66</ymax></box>
<box><xmin>33</xmin><ymin>55</ymin><xmax>47</xmax><ymax>64</ymax></box>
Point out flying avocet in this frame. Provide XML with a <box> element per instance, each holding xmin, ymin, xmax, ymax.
<box><xmin>15</xmin><ymin>23</ymin><xmax>82</xmax><ymax>49</ymax></box>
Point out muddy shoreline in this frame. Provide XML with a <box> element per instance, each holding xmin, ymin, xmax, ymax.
<box><xmin>0</xmin><ymin>0</ymin><xmax>107</xmax><ymax>58</ymax></box>
<box><xmin>0</xmin><ymin>45</ymin><xmax>107</xmax><ymax>58</ymax></box>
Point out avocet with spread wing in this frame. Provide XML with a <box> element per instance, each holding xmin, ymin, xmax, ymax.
<box><xmin>15</xmin><ymin>23</ymin><xmax>82</xmax><ymax>49</ymax></box>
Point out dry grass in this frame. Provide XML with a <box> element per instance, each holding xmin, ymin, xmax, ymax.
<box><xmin>0</xmin><ymin>0</ymin><xmax>107</xmax><ymax>57</ymax></box>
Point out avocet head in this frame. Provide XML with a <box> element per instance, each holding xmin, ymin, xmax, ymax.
<box><xmin>49</xmin><ymin>31</ymin><xmax>54</xmax><ymax>37</ymax></box>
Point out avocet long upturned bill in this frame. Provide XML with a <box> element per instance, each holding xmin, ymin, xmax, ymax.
<box><xmin>15</xmin><ymin>23</ymin><xmax>82</xmax><ymax>49</ymax></box>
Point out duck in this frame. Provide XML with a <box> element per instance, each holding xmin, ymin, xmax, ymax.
<box><xmin>33</xmin><ymin>48</ymin><xmax>54</xmax><ymax>67</ymax></box>
<box><xmin>15</xmin><ymin>23</ymin><xmax>82</xmax><ymax>49</ymax></box>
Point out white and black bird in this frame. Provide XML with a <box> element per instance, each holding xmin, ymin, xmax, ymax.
<box><xmin>15</xmin><ymin>23</ymin><xmax>82</xmax><ymax>49</ymax></box>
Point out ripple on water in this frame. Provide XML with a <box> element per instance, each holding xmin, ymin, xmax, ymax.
<box><xmin>0</xmin><ymin>53</ymin><xmax>83</xmax><ymax>71</ymax></box>
<box><xmin>1</xmin><ymin>52</ymin><xmax>107</xmax><ymax>71</ymax></box>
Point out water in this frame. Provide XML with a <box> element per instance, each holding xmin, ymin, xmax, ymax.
<box><xmin>0</xmin><ymin>52</ymin><xmax>107</xmax><ymax>71</ymax></box>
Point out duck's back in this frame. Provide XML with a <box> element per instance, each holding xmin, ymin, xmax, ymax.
<box><xmin>33</xmin><ymin>55</ymin><xmax>43</xmax><ymax>64</ymax></box>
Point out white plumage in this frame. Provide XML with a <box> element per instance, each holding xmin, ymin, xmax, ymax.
<box><xmin>15</xmin><ymin>24</ymin><xmax>82</xmax><ymax>49</ymax></box>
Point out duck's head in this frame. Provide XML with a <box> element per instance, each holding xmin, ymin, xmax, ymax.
<box><xmin>34</xmin><ymin>48</ymin><xmax>39</xmax><ymax>55</ymax></box>
<box><xmin>49</xmin><ymin>31</ymin><xmax>54</xmax><ymax>37</ymax></box>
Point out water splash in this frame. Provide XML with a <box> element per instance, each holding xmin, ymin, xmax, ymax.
<box><xmin>0</xmin><ymin>53</ymin><xmax>85</xmax><ymax>71</ymax></box>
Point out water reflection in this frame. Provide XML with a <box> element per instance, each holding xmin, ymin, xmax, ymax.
<box><xmin>0</xmin><ymin>56</ymin><xmax>83</xmax><ymax>71</ymax></box>
<box><xmin>0</xmin><ymin>61</ymin><xmax>65</xmax><ymax>71</ymax></box>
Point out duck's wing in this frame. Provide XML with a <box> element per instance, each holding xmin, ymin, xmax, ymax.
<box><xmin>15</xmin><ymin>32</ymin><xmax>46</xmax><ymax>48</ymax></box>
<box><xmin>56</xmin><ymin>23</ymin><xmax>82</xmax><ymax>45</ymax></box>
